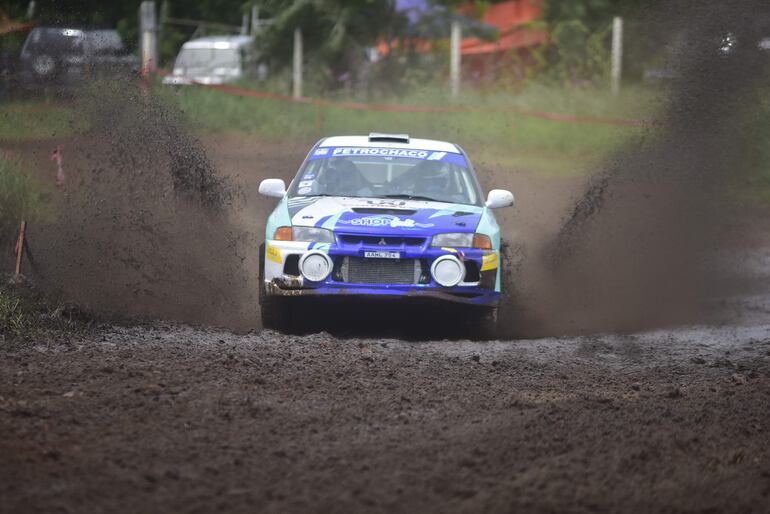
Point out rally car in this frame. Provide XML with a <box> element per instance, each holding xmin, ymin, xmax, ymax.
<box><xmin>258</xmin><ymin>133</ymin><xmax>514</xmax><ymax>330</ymax></box>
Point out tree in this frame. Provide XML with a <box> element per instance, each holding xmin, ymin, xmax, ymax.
<box><xmin>255</xmin><ymin>0</ymin><xmax>405</xmax><ymax>89</ymax></box>
<box><xmin>541</xmin><ymin>0</ymin><xmax>650</xmax><ymax>29</ymax></box>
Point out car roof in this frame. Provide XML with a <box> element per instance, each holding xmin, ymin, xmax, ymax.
<box><xmin>31</xmin><ymin>26</ymin><xmax>118</xmax><ymax>32</ymax></box>
<box><xmin>181</xmin><ymin>35</ymin><xmax>253</xmax><ymax>50</ymax></box>
<box><xmin>319</xmin><ymin>135</ymin><xmax>461</xmax><ymax>154</ymax></box>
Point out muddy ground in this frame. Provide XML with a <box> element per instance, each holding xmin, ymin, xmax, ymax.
<box><xmin>2</xmin><ymin>133</ymin><xmax>770</xmax><ymax>513</ymax></box>
<box><xmin>1</xmin><ymin>318</ymin><xmax>769</xmax><ymax>513</ymax></box>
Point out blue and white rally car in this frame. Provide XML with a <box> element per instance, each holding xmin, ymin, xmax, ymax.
<box><xmin>258</xmin><ymin>133</ymin><xmax>514</xmax><ymax>330</ymax></box>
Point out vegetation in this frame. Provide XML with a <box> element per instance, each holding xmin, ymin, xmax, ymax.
<box><xmin>171</xmin><ymin>80</ymin><xmax>651</xmax><ymax>177</ymax></box>
<box><xmin>0</xmin><ymin>102</ymin><xmax>83</xmax><ymax>140</ymax></box>
<box><xmin>0</xmin><ymin>283</ymin><xmax>90</xmax><ymax>343</ymax></box>
<box><xmin>0</xmin><ymin>156</ymin><xmax>52</xmax><ymax>245</ymax></box>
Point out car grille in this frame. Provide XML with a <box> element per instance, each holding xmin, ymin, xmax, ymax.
<box><xmin>338</xmin><ymin>257</ymin><xmax>422</xmax><ymax>284</ymax></box>
<box><xmin>338</xmin><ymin>235</ymin><xmax>426</xmax><ymax>247</ymax></box>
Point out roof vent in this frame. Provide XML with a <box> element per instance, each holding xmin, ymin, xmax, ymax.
<box><xmin>368</xmin><ymin>132</ymin><xmax>410</xmax><ymax>143</ymax></box>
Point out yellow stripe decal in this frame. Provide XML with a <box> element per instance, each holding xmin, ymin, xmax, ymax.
<box><xmin>481</xmin><ymin>252</ymin><xmax>498</xmax><ymax>271</ymax></box>
<box><xmin>266</xmin><ymin>245</ymin><xmax>282</xmax><ymax>264</ymax></box>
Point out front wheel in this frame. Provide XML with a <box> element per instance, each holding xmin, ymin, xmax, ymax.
<box><xmin>260</xmin><ymin>294</ymin><xmax>291</xmax><ymax>331</ymax></box>
<box><xmin>463</xmin><ymin>306</ymin><xmax>499</xmax><ymax>340</ymax></box>
<box><xmin>258</xmin><ymin>242</ymin><xmax>290</xmax><ymax>331</ymax></box>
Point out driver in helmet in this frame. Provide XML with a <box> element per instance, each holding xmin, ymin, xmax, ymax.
<box><xmin>320</xmin><ymin>158</ymin><xmax>372</xmax><ymax>197</ymax></box>
<box><xmin>411</xmin><ymin>160</ymin><xmax>450</xmax><ymax>196</ymax></box>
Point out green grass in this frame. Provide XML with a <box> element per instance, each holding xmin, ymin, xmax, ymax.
<box><xmin>173</xmin><ymin>82</ymin><xmax>654</xmax><ymax>177</ymax></box>
<box><xmin>0</xmin><ymin>101</ymin><xmax>84</xmax><ymax>140</ymax></box>
<box><xmin>0</xmin><ymin>156</ymin><xmax>53</xmax><ymax>244</ymax></box>
<box><xmin>0</xmin><ymin>284</ymin><xmax>90</xmax><ymax>343</ymax></box>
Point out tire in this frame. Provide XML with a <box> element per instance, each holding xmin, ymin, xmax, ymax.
<box><xmin>260</xmin><ymin>293</ymin><xmax>290</xmax><ymax>331</ymax></box>
<box><xmin>471</xmin><ymin>242</ymin><xmax>506</xmax><ymax>339</ymax></box>
<box><xmin>259</xmin><ymin>243</ymin><xmax>290</xmax><ymax>331</ymax></box>
<box><xmin>31</xmin><ymin>54</ymin><xmax>56</xmax><ymax>78</ymax></box>
<box><xmin>471</xmin><ymin>307</ymin><xmax>500</xmax><ymax>340</ymax></box>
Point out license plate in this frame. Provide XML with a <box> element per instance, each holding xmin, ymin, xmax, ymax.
<box><xmin>364</xmin><ymin>251</ymin><xmax>401</xmax><ymax>259</ymax></box>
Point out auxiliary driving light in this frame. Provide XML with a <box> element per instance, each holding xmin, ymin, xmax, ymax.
<box><xmin>299</xmin><ymin>251</ymin><xmax>333</xmax><ymax>282</ymax></box>
<box><xmin>431</xmin><ymin>255</ymin><xmax>465</xmax><ymax>287</ymax></box>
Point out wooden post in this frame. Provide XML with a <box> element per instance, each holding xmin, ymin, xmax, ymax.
<box><xmin>14</xmin><ymin>221</ymin><xmax>26</xmax><ymax>276</ymax></box>
<box><xmin>250</xmin><ymin>6</ymin><xmax>260</xmax><ymax>36</ymax></box>
<box><xmin>293</xmin><ymin>28</ymin><xmax>303</xmax><ymax>99</ymax></box>
<box><xmin>139</xmin><ymin>1</ymin><xmax>158</xmax><ymax>77</ymax></box>
<box><xmin>611</xmin><ymin>16</ymin><xmax>623</xmax><ymax>96</ymax></box>
<box><xmin>240</xmin><ymin>13</ymin><xmax>248</xmax><ymax>35</ymax></box>
<box><xmin>450</xmin><ymin>20</ymin><xmax>461</xmax><ymax>100</ymax></box>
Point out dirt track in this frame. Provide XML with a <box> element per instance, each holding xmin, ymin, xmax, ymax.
<box><xmin>2</xmin><ymin>320</ymin><xmax>769</xmax><ymax>513</ymax></box>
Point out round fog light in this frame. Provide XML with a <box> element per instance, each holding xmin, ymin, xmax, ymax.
<box><xmin>431</xmin><ymin>256</ymin><xmax>465</xmax><ymax>287</ymax></box>
<box><xmin>299</xmin><ymin>251</ymin><xmax>333</xmax><ymax>282</ymax></box>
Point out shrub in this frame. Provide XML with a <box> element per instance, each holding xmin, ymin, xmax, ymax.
<box><xmin>0</xmin><ymin>156</ymin><xmax>52</xmax><ymax>246</ymax></box>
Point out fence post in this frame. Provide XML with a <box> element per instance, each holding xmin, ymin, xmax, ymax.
<box><xmin>250</xmin><ymin>6</ymin><xmax>260</xmax><ymax>36</ymax></box>
<box><xmin>14</xmin><ymin>221</ymin><xmax>26</xmax><ymax>276</ymax></box>
<box><xmin>240</xmin><ymin>13</ymin><xmax>248</xmax><ymax>35</ymax></box>
<box><xmin>139</xmin><ymin>1</ymin><xmax>158</xmax><ymax>75</ymax></box>
<box><xmin>293</xmin><ymin>28</ymin><xmax>303</xmax><ymax>99</ymax></box>
<box><xmin>610</xmin><ymin>16</ymin><xmax>623</xmax><ymax>96</ymax></box>
<box><xmin>450</xmin><ymin>20</ymin><xmax>461</xmax><ymax>99</ymax></box>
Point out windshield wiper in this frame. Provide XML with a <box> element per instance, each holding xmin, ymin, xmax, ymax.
<box><xmin>381</xmin><ymin>194</ymin><xmax>441</xmax><ymax>202</ymax></box>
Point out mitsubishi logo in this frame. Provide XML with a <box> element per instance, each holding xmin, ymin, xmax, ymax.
<box><xmin>378</xmin><ymin>238</ymin><xmax>387</xmax><ymax>246</ymax></box>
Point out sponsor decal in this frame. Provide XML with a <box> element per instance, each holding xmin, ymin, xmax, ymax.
<box><xmin>266</xmin><ymin>245</ymin><xmax>282</xmax><ymax>264</ymax></box>
<box><xmin>481</xmin><ymin>252</ymin><xmax>499</xmax><ymax>271</ymax></box>
<box><xmin>303</xmin><ymin>173</ymin><xmax>316</xmax><ymax>179</ymax></box>
<box><xmin>298</xmin><ymin>187</ymin><xmax>312</xmax><ymax>195</ymax></box>
<box><xmin>441</xmin><ymin>247</ymin><xmax>458</xmax><ymax>253</ymax></box>
<box><xmin>338</xmin><ymin>215</ymin><xmax>434</xmax><ymax>229</ymax></box>
<box><xmin>299</xmin><ymin>180</ymin><xmax>313</xmax><ymax>188</ymax></box>
<box><xmin>306</xmin><ymin>147</ymin><xmax>468</xmax><ymax>167</ymax></box>
<box><xmin>332</xmin><ymin>147</ymin><xmax>430</xmax><ymax>158</ymax></box>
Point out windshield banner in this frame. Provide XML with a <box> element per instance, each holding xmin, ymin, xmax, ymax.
<box><xmin>309</xmin><ymin>146</ymin><xmax>468</xmax><ymax>168</ymax></box>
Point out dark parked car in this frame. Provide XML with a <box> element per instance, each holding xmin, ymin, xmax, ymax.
<box><xmin>645</xmin><ymin>17</ymin><xmax>770</xmax><ymax>83</ymax></box>
<box><xmin>18</xmin><ymin>27</ymin><xmax>139</xmax><ymax>90</ymax></box>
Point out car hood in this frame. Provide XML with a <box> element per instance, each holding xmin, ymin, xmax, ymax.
<box><xmin>287</xmin><ymin>196</ymin><xmax>483</xmax><ymax>236</ymax></box>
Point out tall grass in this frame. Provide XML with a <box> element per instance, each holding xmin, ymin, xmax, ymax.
<box><xmin>0</xmin><ymin>157</ymin><xmax>52</xmax><ymax>244</ymax></box>
<box><xmin>0</xmin><ymin>102</ymin><xmax>84</xmax><ymax>141</ymax></box>
<box><xmin>173</xmin><ymin>82</ymin><xmax>655</xmax><ymax>177</ymax></box>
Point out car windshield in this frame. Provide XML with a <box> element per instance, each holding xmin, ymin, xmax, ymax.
<box><xmin>24</xmin><ymin>28</ymin><xmax>86</xmax><ymax>56</ymax></box>
<box><xmin>288</xmin><ymin>146</ymin><xmax>482</xmax><ymax>206</ymax></box>
<box><xmin>85</xmin><ymin>30</ymin><xmax>128</xmax><ymax>56</ymax></box>
<box><xmin>175</xmin><ymin>47</ymin><xmax>240</xmax><ymax>71</ymax></box>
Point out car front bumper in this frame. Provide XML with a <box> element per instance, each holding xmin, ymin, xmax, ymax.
<box><xmin>263</xmin><ymin>240</ymin><xmax>501</xmax><ymax>307</ymax></box>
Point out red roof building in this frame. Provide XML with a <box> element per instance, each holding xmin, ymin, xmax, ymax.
<box><xmin>379</xmin><ymin>0</ymin><xmax>547</xmax><ymax>83</ymax></box>
<box><xmin>459</xmin><ymin>0</ymin><xmax>546</xmax><ymax>56</ymax></box>
<box><xmin>459</xmin><ymin>0</ymin><xmax>547</xmax><ymax>82</ymax></box>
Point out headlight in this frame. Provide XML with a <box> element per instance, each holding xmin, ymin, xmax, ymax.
<box><xmin>431</xmin><ymin>233</ymin><xmax>493</xmax><ymax>249</ymax></box>
<box><xmin>299</xmin><ymin>251</ymin><xmax>333</xmax><ymax>282</ymax></box>
<box><xmin>292</xmin><ymin>226</ymin><xmax>335</xmax><ymax>243</ymax></box>
<box><xmin>431</xmin><ymin>233</ymin><xmax>473</xmax><ymax>248</ymax></box>
<box><xmin>431</xmin><ymin>255</ymin><xmax>465</xmax><ymax>287</ymax></box>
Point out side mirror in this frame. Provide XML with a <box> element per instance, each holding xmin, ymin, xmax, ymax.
<box><xmin>259</xmin><ymin>178</ymin><xmax>286</xmax><ymax>199</ymax></box>
<box><xmin>485</xmin><ymin>189</ymin><xmax>514</xmax><ymax>209</ymax></box>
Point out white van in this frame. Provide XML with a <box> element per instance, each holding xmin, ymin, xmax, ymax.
<box><xmin>163</xmin><ymin>35</ymin><xmax>262</xmax><ymax>86</ymax></box>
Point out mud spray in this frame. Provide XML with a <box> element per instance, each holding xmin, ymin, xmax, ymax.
<box><xmin>502</xmin><ymin>0</ymin><xmax>770</xmax><ymax>337</ymax></box>
<box><xmin>20</xmin><ymin>0</ymin><xmax>770</xmax><ymax>339</ymax></box>
<box><xmin>26</xmin><ymin>83</ymin><xmax>260</xmax><ymax>331</ymax></box>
